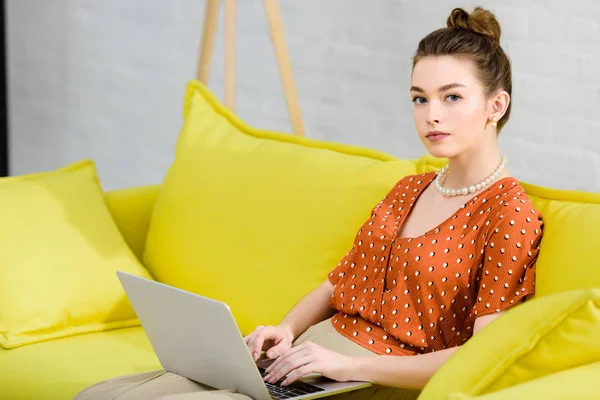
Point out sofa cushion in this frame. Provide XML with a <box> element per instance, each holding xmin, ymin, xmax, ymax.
<box><xmin>0</xmin><ymin>160</ymin><xmax>154</xmax><ymax>348</ymax></box>
<box><xmin>446</xmin><ymin>361</ymin><xmax>600</xmax><ymax>400</ymax></box>
<box><xmin>143</xmin><ymin>80</ymin><xmax>416</xmax><ymax>335</ymax></box>
<box><xmin>104</xmin><ymin>184</ymin><xmax>161</xmax><ymax>262</ymax></box>
<box><xmin>0</xmin><ymin>327</ymin><xmax>159</xmax><ymax>400</ymax></box>
<box><xmin>417</xmin><ymin>288</ymin><xmax>600</xmax><ymax>399</ymax></box>
<box><xmin>517</xmin><ymin>183</ymin><xmax>600</xmax><ymax>297</ymax></box>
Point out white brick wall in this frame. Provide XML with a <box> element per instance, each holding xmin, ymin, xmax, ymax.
<box><xmin>6</xmin><ymin>0</ymin><xmax>600</xmax><ymax>191</ymax></box>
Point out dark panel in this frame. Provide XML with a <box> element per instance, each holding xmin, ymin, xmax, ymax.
<box><xmin>0</xmin><ymin>0</ymin><xmax>7</xmax><ymax>177</ymax></box>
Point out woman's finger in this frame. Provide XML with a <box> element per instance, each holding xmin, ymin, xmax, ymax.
<box><xmin>248</xmin><ymin>331</ymin><xmax>267</xmax><ymax>361</ymax></box>
<box><xmin>243</xmin><ymin>333</ymin><xmax>252</xmax><ymax>345</ymax></box>
<box><xmin>245</xmin><ymin>326</ymin><xmax>262</xmax><ymax>348</ymax></box>
<box><xmin>266</xmin><ymin>353</ymin><xmax>312</xmax><ymax>384</ymax></box>
<box><xmin>265</xmin><ymin>335</ymin><xmax>292</xmax><ymax>359</ymax></box>
<box><xmin>266</xmin><ymin>342</ymin><xmax>308</xmax><ymax>374</ymax></box>
<box><xmin>281</xmin><ymin>364</ymin><xmax>315</xmax><ymax>386</ymax></box>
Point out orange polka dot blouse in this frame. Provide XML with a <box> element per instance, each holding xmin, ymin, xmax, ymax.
<box><xmin>328</xmin><ymin>172</ymin><xmax>544</xmax><ymax>356</ymax></box>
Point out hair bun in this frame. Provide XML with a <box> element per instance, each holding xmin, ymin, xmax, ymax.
<box><xmin>447</xmin><ymin>7</ymin><xmax>501</xmax><ymax>44</ymax></box>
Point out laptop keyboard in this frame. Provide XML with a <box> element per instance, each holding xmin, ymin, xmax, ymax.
<box><xmin>258</xmin><ymin>367</ymin><xmax>325</xmax><ymax>399</ymax></box>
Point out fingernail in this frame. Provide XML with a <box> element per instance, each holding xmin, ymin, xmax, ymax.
<box><xmin>268</xmin><ymin>351</ymin><xmax>274</xmax><ymax>358</ymax></box>
<box><xmin>253</xmin><ymin>352</ymin><xmax>258</xmax><ymax>361</ymax></box>
<box><xmin>264</xmin><ymin>374</ymin><xmax>270</xmax><ymax>381</ymax></box>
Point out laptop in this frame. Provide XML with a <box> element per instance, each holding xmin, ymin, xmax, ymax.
<box><xmin>116</xmin><ymin>271</ymin><xmax>371</xmax><ymax>400</ymax></box>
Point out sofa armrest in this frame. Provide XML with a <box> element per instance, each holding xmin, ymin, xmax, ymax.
<box><xmin>418</xmin><ymin>288</ymin><xmax>600</xmax><ymax>400</ymax></box>
<box><xmin>103</xmin><ymin>184</ymin><xmax>160</xmax><ymax>262</ymax></box>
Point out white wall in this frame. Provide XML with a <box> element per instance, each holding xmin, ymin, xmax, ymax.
<box><xmin>6</xmin><ymin>0</ymin><xmax>600</xmax><ymax>191</ymax></box>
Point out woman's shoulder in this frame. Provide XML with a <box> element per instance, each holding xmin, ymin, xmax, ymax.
<box><xmin>496</xmin><ymin>177</ymin><xmax>541</xmax><ymax>212</ymax></box>
<box><xmin>484</xmin><ymin>177</ymin><xmax>544</xmax><ymax>230</ymax></box>
<box><xmin>393</xmin><ymin>171</ymin><xmax>438</xmax><ymax>191</ymax></box>
<box><xmin>385</xmin><ymin>172</ymin><xmax>438</xmax><ymax>201</ymax></box>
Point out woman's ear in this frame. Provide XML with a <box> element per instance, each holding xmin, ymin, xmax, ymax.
<box><xmin>488</xmin><ymin>90</ymin><xmax>510</xmax><ymax>122</ymax></box>
<box><xmin>488</xmin><ymin>90</ymin><xmax>510</xmax><ymax>121</ymax></box>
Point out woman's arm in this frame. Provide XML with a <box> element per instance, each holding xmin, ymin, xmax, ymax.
<box><xmin>279</xmin><ymin>279</ymin><xmax>336</xmax><ymax>340</ymax></box>
<box><xmin>350</xmin><ymin>312</ymin><xmax>503</xmax><ymax>389</ymax></box>
<box><xmin>265</xmin><ymin>312</ymin><xmax>505</xmax><ymax>386</ymax></box>
<box><xmin>247</xmin><ymin>279</ymin><xmax>336</xmax><ymax>360</ymax></box>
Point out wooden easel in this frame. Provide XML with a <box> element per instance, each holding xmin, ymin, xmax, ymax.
<box><xmin>196</xmin><ymin>0</ymin><xmax>305</xmax><ymax>136</ymax></box>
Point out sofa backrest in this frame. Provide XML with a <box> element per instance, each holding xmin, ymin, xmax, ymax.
<box><xmin>135</xmin><ymin>80</ymin><xmax>600</xmax><ymax>334</ymax></box>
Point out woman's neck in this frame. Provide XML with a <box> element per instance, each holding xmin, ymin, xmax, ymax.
<box><xmin>442</xmin><ymin>143</ymin><xmax>507</xmax><ymax>189</ymax></box>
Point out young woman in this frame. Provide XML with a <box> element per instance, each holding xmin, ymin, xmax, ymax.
<box><xmin>76</xmin><ymin>6</ymin><xmax>544</xmax><ymax>400</ymax></box>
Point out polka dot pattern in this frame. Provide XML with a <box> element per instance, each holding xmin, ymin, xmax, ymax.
<box><xmin>328</xmin><ymin>172</ymin><xmax>544</xmax><ymax>355</ymax></box>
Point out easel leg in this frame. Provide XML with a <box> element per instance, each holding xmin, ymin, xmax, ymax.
<box><xmin>263</xmin><ymin>0</ymin><xmax>305</xmax><ymax>136</ymax></box>
<box><xmin>197</xmin><ymin>0</ymin><xmax>220</xmax><ymax>84</ymax></box>
<box><xmin>196</xmin><ymin>0</ymin><xmax>305</xmax><ymax>136</ymax></box>
<box><xmin>224</xmin><ymin>0</ymin><xmax>236</xmax><ymax>110</ymax></box>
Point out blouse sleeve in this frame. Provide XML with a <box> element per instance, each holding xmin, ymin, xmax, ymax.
<box><xmin>327</xmin><ymin>246</ymin><xmax>356</xmax><ymax>286</ymax></box>
<box><xmin>471</xmin><ymin>198</ymin><xmax>544</xmax><ymax>318</ymax></box>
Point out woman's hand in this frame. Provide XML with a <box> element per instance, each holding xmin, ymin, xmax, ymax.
<box><xmin>263</xmin><ymin>342</ymin><xmax>357</xmax><ymax>386</ymax></box>
<box><xmin>244</xmin><ymin>325</ymin><xmax>294</xmax><ymax>361</ymax></box>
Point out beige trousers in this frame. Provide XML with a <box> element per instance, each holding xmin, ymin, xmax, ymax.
<box><xmin>74</xmin><ymin>319</ymin><xmax>420</xmax><ymax>400</ymax></box>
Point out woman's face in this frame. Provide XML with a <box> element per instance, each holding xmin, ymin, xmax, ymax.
<box><xmin>410</xmin><ymin>55</ymin><xmax>493</xmax><ymax>159</ymax></box>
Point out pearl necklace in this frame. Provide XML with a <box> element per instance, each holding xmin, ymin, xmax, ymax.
<box><xmin>435</xmin><ymin>156</ymin><xmax>508</xmax><ymax>197</ymax></box>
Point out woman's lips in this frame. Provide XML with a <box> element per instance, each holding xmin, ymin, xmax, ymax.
<box><xmin>426</xmin><ymin>131</ymin><xmax>450</xmax><ymax>142</ymax></box>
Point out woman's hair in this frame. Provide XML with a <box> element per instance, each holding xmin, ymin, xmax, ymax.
<box><xmin>413</xmin><ymin>7</ymin><xmax>512</xmax><ymax>132</ymax></box>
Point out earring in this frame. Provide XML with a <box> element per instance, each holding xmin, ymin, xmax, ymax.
<box><xmin>490</xmin><ymin>118</ymin><xmax>497</xmax><ymax>128</ymax></box>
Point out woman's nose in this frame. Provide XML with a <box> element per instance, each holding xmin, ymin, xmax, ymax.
<box><xmin>426</xmin><ymin>104</ymin><xmax>441</xmax><ymax>126</ymax></box>
<box><xmin>427</xmin><ymin>117</ymin><xmax>441</xmax><ymax>126</ymax></box>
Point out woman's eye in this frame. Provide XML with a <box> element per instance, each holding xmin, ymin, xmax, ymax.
<box><xmin>412</xmin><ymin>97</ymin><xmax>427</xmax><ymax>105</ymax></box>
<box><xmin>446</xmin><ymin>94</ymin><xmax>461</xmax><ymax>102</ymax></box>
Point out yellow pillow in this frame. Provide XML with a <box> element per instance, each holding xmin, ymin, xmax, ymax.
<box><xmin>418</xmin><ymin>288</ymin><xmax>600</xmax><ymax>399</ymax></box>
<box><xmin>446</xmin><ymin>361</ymin><xmax>600</xmax><ymax>400</ymax></box>
<box><xmin>143</xmin><ymin>80</ymin><xmax>416</xmax><ymax>335</ymax></box>
<box><xmin>103</xmin><ymin>184</ymin><xmax>161</xmax><ymax>262</ymax></box>
<box><xmin>0</xmin><ymin>160</ymin><xmax>154</xmax><ymax>348</ymax></box>
<box><xmin>522</xmin><ymin>194</ymin><xmax>600</xmax><ymax>297</ymax></box>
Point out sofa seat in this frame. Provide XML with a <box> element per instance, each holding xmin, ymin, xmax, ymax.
<box><xmin>0</xmin><ymin>327</ymin><xmax>160</xmax><ymax>400</ymax></box>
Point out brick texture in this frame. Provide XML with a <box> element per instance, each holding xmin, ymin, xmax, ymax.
<box><xmin>6</xmin><ymin>0</ymin><xmax>600</xmax><ymax>191</ymax></box>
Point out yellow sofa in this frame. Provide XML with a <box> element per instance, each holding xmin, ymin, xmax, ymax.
<box><xmin>1</xmin><ymin>81</ymin><xmax>600</xmax><ymax>399</ymax></box>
